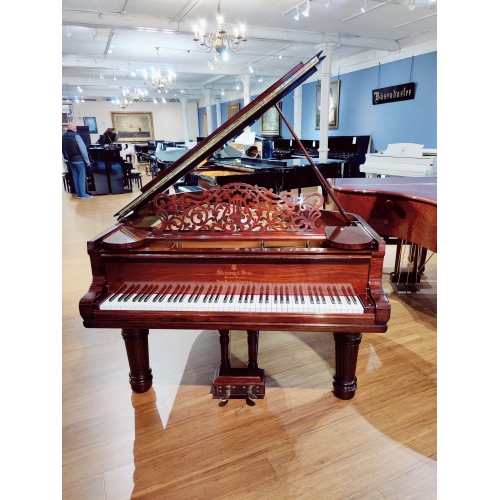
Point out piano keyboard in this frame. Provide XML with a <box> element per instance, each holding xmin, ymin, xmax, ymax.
<box><xmin>100</xmin><ymin>283</ymin><xmax>364</xmax><ymax>314</ymax></box>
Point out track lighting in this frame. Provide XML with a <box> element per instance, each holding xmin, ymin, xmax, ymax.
<box><xmin>302</xmin><ymin>1</ymin><xmax>310</xmax><ymax>17</ymax></box>
<box><xmin>90</xmin><ymin>28</ymin><xmax>98</xmax><ymax>40</ymax></box>
<box><xmin>248</xmin><ymin>63</ymin><xmax>254</xmax><ymax>73</ymax></box>
<box><xmin>294</xmin><ymin>7</ymin><xmax>300</xmax><ymax>20</ymax></box>
<box><xmin>66</xmin><ymin>26</ymin><xmax>72</xmax><ymax>37</ymax></box>
<box><xmin>361</xmin><ymin>0</ymin><xmax>367</xmax><ymax>13</ymax></box>
<box><xmin>325</xmin><ymin>0</ymin><xmax>331</xmax><ymax>6</ymax></box>
<box><xmin>408</xmin><ymin>0</ymin><xmax>415</xmax><ymax>10</ymax></box>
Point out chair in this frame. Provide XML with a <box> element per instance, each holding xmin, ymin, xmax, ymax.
<box><xmin>128</xmin><ymin>168</ymin><xmax>142</xmax><ymax>190</ymax></box>
<box><xmin>62</xmin><ymin>172</ymin><xmax>71</xmax><ymax>192</ymax></box>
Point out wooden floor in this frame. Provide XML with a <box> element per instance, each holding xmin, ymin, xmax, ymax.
<box><xmin>62</xmin><ymin>172</ymin><xmax>437</xmax><ymax>500</ymax></box>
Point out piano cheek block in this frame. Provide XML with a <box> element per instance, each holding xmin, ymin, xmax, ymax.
<box><xmin>121</xmin><ymin>329</ymin><xmax>153</xmax><ymax>393</ymax></box>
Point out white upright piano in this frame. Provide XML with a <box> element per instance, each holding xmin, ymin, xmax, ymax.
<box><xmin>360</xmin><ymin>143</ymin><xmax>437</xmax><ymax>177</ymax></box>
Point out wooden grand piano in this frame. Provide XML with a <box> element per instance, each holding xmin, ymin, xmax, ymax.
<box><xmin>332</xmin><ymin>177</ymin><xmax>437</xmax><ymax>292</ymax></box>
<box><xmin>80</xmin><ymin>53</ymin><xmax>391</xmax><ymax>404</ymax></box>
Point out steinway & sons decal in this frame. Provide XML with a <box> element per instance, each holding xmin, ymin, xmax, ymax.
<box><xmin>372</xmin><ymin>82</ymin><xmax>415</xmax><ymax>105</ymax></box>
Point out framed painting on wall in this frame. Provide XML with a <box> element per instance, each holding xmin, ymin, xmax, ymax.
<box><xmin>62</xmin><ymin>104</ymin><xmax>73</xmax><ymax>126</ymax></box>
<box><xmin>83</xmin><ymin>117</ymin><xmax>98</xmax><ymax>133</ymax></box>
<box><xmin>315</xmin><ymin>80</ymin><xmax>340</xmax><ymax>129</ymax></box>
<box><xmin>227</xmin><ymin>103</ymin><xmax>240</xmax><ymax>120</ymax></box>
<box><xmin>260</xmin><ymin>102</ymin><xmax>281</xmax><ymax>136</ymax></box>
<box><xmin>111</xmin><ymin>111</ymin><xmax>154</xmax><ymax>142</ymax></box>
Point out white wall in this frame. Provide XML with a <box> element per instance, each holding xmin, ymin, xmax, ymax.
<box><xmin>70</xmin><ymin>100</ymin><xmax>199</xmax><ymax>144</ymax></box>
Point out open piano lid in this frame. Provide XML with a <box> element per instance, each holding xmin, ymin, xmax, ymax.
<box><xmin>114</xmin><ymin>52</ymin><xmax>325</xmax><ymax>220</ymax></box>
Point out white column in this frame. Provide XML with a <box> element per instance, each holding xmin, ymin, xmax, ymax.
<box><xmin>241</xmin><ymin>74</ymin><xmax>252</xmax><ymax>106</ymax></box>
<box><xmin>315</xmin><ymin>42</ymin><xmax>337</xmax><ymax>162</ymax></box>
<box><xmin>179</xmin><ymin>97</ymin><xmax>190</xmax><ymax>144</ymax></box>
<box><xmin>215</xmin><ymin>98</ymin><xmax>222</xmax><ymax>128</ymax></box>
<box><xmin>203</xmin><ymin>88</ymin><xmax>213</xmax><ymax>135</ymax></box>
<box><xmin>293</xmin><ymin>85</ymin><xmax>302</xmax><ymax>139</ymax></box>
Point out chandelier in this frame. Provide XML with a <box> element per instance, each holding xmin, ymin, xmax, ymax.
<box><xmin>130</xmin><ymin>88</ymin><xmax>148</xmax><ymax>101</ymax></box>
<box><xmin>113</xmin><ymin>89</ymin><xmax>133</xmax><ymax>109</ymax></box>
<box><xmin>193</xmin><ymin>0</ymin><xmax>247</xmax><ymax>57</ymax></box>
<box><xmin>143</xmin><ymin>47</ymin><xmax>177</xmax><ymax>93</ymax></box>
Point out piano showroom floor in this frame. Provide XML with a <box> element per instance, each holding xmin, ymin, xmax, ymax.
<box><xmin>62</xmin><ymin>169</ymin><xmax>437</xmax><ymax>500</ymax></box>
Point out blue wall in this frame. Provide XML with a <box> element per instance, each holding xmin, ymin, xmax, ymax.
<box><xmin>302</xmin><ymin>51</ymin><xmax>437</xmax><ymax>152</ymax></box>
<box><xmin>197</xmin><ymin>51</ymin><xmax>436</xmax><ymax>151</ymax></box>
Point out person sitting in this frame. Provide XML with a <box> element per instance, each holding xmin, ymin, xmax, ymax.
<box><xmin>244</xmin><ymin>145</ymin><xmax>260</xmax><ymax>158</ymax></box>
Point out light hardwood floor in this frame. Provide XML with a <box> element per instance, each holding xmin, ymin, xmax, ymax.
<box><xmin>62</xmin><ymin>172</ymin><xmax>437</xmax><ymax>500</ymax></box>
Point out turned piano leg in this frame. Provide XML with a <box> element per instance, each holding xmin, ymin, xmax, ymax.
<box><xmin>121</xmin><ymin>329</ymin><xmax>153</xmax><ymax>393</ymax></box>
<box><xmin>332</xmin><ymin>332</ymin><xmax>362</xmax><ymax>400</ymax></box>
<box><xmin>247</xmin><ymin>330</ymin><xmax>259</xmax><ymax>374</ymax></box>
<box><xmin>218</xmin><ymin>329</ymin><xmax>231</xmax><ymax>375</ymax></box>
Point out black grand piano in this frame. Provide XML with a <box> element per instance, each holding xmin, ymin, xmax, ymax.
<box><xmin>186</xmin><ymin>156</ymin><xmax>344</xmax><ymax>200</ymax></box>
<box><xmin>80</xmin><ymin>52</ymin><xmax>390</xmax><ymax>404</ymax></box>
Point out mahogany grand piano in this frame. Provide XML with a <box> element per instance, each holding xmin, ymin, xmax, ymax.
<box><xmin>79</xmin><ymin>53</ymin><xmax>391</xmax><ymax>404</ymax></box>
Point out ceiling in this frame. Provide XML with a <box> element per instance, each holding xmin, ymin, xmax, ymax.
<box><xmin>62</xmin><ymin>0</ymin><xmax>437</xmax><ymax>103</ymax></box>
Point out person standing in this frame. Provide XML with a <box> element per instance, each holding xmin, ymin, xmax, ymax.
<box><xmin>62</xmin><ymin>122</ymin><xmax>92</xmax><ymax>199</ymax></box>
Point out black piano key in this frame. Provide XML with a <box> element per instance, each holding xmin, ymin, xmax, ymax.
<box><xmin>294</xmin><ymin>286</ymin><xmax>298</xmax><ymax>304</ymax></box>
<box><xmin>312</xmin><ymin>286</ymin><xmax>320</xmax><ymax>304</ymax></box>
<box><xmin>213</xmin><ymin>285</ymin><xmax>221</xmax><ymax>303</ymax></box>
<box><xmin>280</xmin><ymin>285</ymin><xmax>284</xmax><ymax>304</ymax></box>
<box><xmin>346</xmin><ymin>285</ymin><xmax>358</xmax><ymax>304</ymax></box>
<box><xmin>265</xmin><ymin>285</ymin><xmax>269</xmax><ymax>303</ymax></box>
<box><xmin>174</xmin><ymin>285</ymin><xmax>188</xmax><ymax>302</ymax></box>
<box><xmin>108</xmin><ymin>283</ymin><xmax>128</xmax><ymax>302</ymax></box>
<box><xmin>319</xmin><ymin>286</ymin><xmax>326</xmax><ymax>304</ymax></box>
<box><xmin>341</xmin><ymin>286</ymin><xmax>351</xmax><ymax>305</ymax></box>
<box><xmin>132</xmin><ymin>284</ymin><xmax>148</xmax><ymax>302</ymax></box>
<box><xmin>229</xmin><ymin>285</ymin><xmax>236</xmax><ymax>303</ymax></box>
<box><xmin>188</xmin><ymin>285</ymin><xmax>199</xmax><ymax>303</ymax></box>
<box><xmin>308</xmin><ymin>286</ymin><xmax>314</xmax><ymax>304</ymax></box>
<box><xmin>117</xmin><ymin>284</ymin><xmax>136</xmax><ymax>302</ymax></box>
<box><xmin>178</xmin><ymin>285</ymin><xmax>191</xmax><ymax>302</ymax></box>
<box><xmin>274</xmin><ymin>285</ymin><xmax>278</xmax><ymax>303</ymax></box>
<box><xmin>157</xmin><ymin>284</ymin><xmax>173</xmax><ymax>302</ymax></box>
<box><xmin>250</xmin><ymin>285</ymin><xmax>255</xmax><ymax>303</ymax></box>
<box><xmin>208</xmin><ymin>284</ymin><xmax>218</xmax><ymax>303</ymax></box>
<box><xmin>259</xmin><ymin>285</ymin><xmax>263</xmax><ymax>303</ymax></box>
<box><xmin>142</xmin><ymin>284</ymin><xmax>158</xmax><ymax>302</ymax></box>
<box><xmin>122</xmin><ymin>284</ymin><xmax>141</xmax><ymax>302</ymax></box>
<box><xmin>194</xmin><ymin>285</ymin><xmax>204</xmax><ymax>303</ymax></box>
<box><xmin>203</xmin><ymin>285</ymin><xmax>213</xmax><ymax>303</ymax></box>
<box><xmin>285</xmin><ymin>285</ymin><xmax>290</xmax><ymax>304</ymax></box>
<box><xmin>152</xmin><ymin>285</ymin><xmax>167</xmax><ymax>302</ymax></box>
<box><xmin>167</xmin><ymin>285</ymin><xmax>181</xmax><ymax>302</ymax></box>
<box><xmin>137</xmin><ymin>284</ymin><xmax>154</xmax><ymax>302</ymax></box>
<box><xmin>300</xmin><ymin>286</ymin><xmax>305</xmax><ymax>304</ymax></box>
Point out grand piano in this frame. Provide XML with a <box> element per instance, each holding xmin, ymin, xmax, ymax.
<box><xmin>79</xmin><ymin>52</ymin><xmax>391</xmax><ymax>404</ymax></box>
<box><xmin>360</xmin><ymin>143</ymin><xmax>437</xmax><ymax>178</ymax></box>
<box><xmin>188</xmin><ymin>156</ymin><xmax>344</xmax><ymax>199</ymax></box>
<box><xmin>332</xmin><ymin>177</ymin><xmax>437</xmax><ymax>292</ymax></box>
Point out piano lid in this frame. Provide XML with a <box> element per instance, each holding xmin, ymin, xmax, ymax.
<box><xmin>114</xmin><ymin>52</ymin><xmax>325</xmax><ymax>220</ymax></box>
